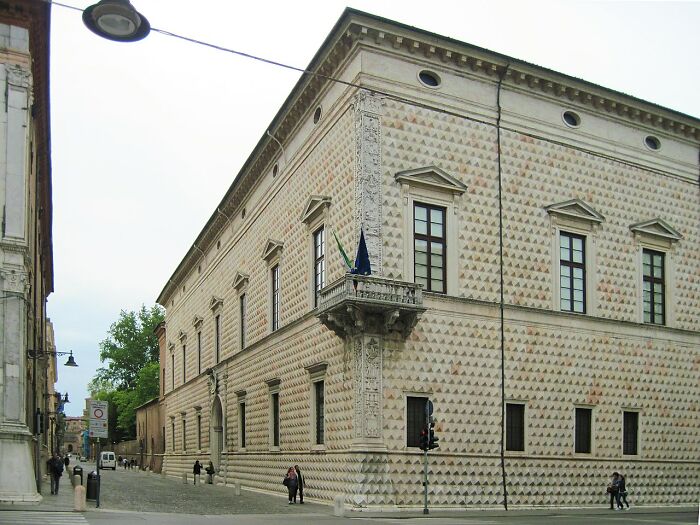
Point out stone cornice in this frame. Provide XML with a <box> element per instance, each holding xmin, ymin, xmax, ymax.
<box><xmin>157</xmin><ymin>8</ymin><xmax>699</xmax><ymax>307</ymax></box>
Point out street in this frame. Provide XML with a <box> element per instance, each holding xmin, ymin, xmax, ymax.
<box><xmin>0</xmin><ymin>458</ymin><xmax>697</xmax><ymax>524</ymax></box>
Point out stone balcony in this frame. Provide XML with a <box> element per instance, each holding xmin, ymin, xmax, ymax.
<box><xmin>317</xmin><ymin>274</ymin><xmax>426</xmax><ymax>339</ymax></box>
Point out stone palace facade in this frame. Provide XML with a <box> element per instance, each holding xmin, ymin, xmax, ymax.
<box><xmin>156</xmin><ymin>9</ymin><xmax>699</xmax><ymax>510</ymax></box>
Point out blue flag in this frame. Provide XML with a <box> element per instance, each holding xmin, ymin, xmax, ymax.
<box><xmin>352</xmin><ymin>228</ymin><xmax>371</xmax><ymax>276</ymax></box>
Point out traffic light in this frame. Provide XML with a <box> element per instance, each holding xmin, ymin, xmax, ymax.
<box><xmin>428</xmin><ymin>420</ymin><xmax>439</xmax><ymax>450</ymax></box>
<box><xmin>419</xmin><ymin>426</ymin><xmax>429</xmax><ymax>451</ymax></box>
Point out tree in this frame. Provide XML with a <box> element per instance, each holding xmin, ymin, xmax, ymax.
<box><xmin>94</xmin><ymin>305</ymin><xmax>163</xmax><ymax>390</ymax></box>
<box><xmin>89</xmin><ymin>305</ymin><xmax>163</xmax><ymax>439</ymax></box>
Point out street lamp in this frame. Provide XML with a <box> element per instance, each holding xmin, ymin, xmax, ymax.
<box><xmin>82</xmin><ymin>0</ymin><xmax>150</xmax><ymax>42</ymax></box>
<box><xmin>27</xmin><ymin>349</ymin><xmax>79</xmax><ymax>367</ymax></box>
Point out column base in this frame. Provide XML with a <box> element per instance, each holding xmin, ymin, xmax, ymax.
<box><xmin>0</xmin><ymin>429</ymin><xmax>41</xmax><ymax>504</ymax></box>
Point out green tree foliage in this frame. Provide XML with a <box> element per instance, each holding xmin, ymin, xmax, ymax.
<box><xmin>89</xmin><ymin>305</ymin><xmax>163</xmax><ymax>440</ymax></box>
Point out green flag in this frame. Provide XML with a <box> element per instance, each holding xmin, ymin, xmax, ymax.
<box><xmin>333</xmin><ymin>230</ymin><xmax>353</xmax><ymax>271</ymax></box>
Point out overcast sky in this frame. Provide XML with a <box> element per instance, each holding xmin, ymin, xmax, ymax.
<box><xmin>49</xmin><ymin>0</ymin><xmax>700</xmax><ymax>417</ymax></box>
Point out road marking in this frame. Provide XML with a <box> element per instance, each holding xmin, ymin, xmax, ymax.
<box><xmin>0</xmin><ymin>511</ymin><xmax>88</xmax><ymax>525</ymax></box>
<box><xmin>351</xmin><ymin>518</ymin><xmax>499</xmax><ymax>524</ymax></box>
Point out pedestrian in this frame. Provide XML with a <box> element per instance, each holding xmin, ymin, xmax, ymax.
<box><xmin>47</xmin><ymin>453</ymin><xmax>64</xmax><ymax>495</ymax></box>
<box><xmin>294</xmin><ymin>464</ymin><xmax>305</xmax><ymax>504</ymax></box>
<box><xmin>607</xmin><ymin>472</ymin><xmax>621</xmax><ymax>510</ymax></box>
<box><xmin>205</xmin><ymin>461</ymin><xmax>215</xmax><ymax>484</ymax></box>
<box><xmin>63</xmin><ymin>455</ymin><xmax>70</xmax><ymax>469</ymax></box>
<box><xmin>118</xmin><ymin>455</ymin><xmax>122</xmax><ymax>464</ymax></box>
<box><xmin>283</xmin><ymin>466</ymin><xmax>298</xmax><ymax>504</ymax></box>
<box><xmin>193</xmin><ymin>460</ymin><xmax>202</xmax><ymax>485</ymax></box>
<box><xmin>618</xmin><ymin>473</ymin><xmax>630</xmax><ymax>510</ymax></box>
<box><xmin>123</xmin><ymin>457</ymin><xmax>128</xmax><ymax>469</ymax></box>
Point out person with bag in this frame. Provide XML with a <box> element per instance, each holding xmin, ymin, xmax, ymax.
<box><xmin>283</xmin><ymin>466</ymin><xmax>298</xmax><ymax>504</ymax></box>
<box><xmin>48</xmin><ymin>453</ymin><xmax>64</xmax><ymax>495</ymax></box>
<box><xmin>205</xmin><ymin>461</ymin><xmax>215</xmax><ymax>484</ymax></box>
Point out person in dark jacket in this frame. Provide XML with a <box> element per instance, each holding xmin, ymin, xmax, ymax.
<box><xmin>284</xmin><ymin>467</ymin><xmax>298</xmax><ymax>504</ymax></box>
<box><xmin>618</xmin><ymin>474</ymin><xmax>630</xmax><ymax>509</ymax></box>
<box><xmin>294</xmin><ymin>465</ymin><xmax>305</xmax><ymax>504</ymax></box>
<box><xmin>608</xmin><ymin>472</ymin><xmax>622</xmax><ymax>509</ymax></box>
<box><xmin>205</xmin><ymin>461</ymin><xmax>215</xmax><ymax>484</ymax></box>
<box><xmin>48</xmin><ymin>454</ymin><xmax>64</xmax><ymax>495</ymax></box>
<box><xmin>192</xmin><ymin>460</ymin><xmax>202</xmax><ymax>485</ymax></box>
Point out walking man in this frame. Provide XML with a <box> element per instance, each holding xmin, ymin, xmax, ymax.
<box><xmin>48</xmin><ymin>453</ymin><xmax>64</xmax><ymax>495</ymax></box>
<box><xmin>193</xmin><ymin>460</ymin><xmax>202</xmax><ymax>485</ymax></box>
<box><xmin>294</xmin><ymin>464</ymin><xmax>305</xmax><ymax>504</ymax></box>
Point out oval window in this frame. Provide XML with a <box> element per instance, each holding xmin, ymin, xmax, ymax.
<box><xmin>313</xmin><ymin>106</ymin><xmax>322</xmax><ymax>124</ymax></box>
<box><xmin>272</xmin><ymin>163</ymin><xmax>278</xmax><ymax>177</ymax></box>
<box><xmin>418</xmin><ymin>70</ymin><xmax>441</xmax><ymax>88</ymax></box>
<box><xmin>562</xmin><ymin>110</ymin><xmax>581</xmax><ymax>128</ymax></box>
<box><xmin>644</xmin><ymin>135</ymin><xmax>661</xmax><ymax>151</ymax></box>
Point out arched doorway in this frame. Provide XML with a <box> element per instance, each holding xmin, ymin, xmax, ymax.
<box><xmin>210</xmin><ymin>396</ymin><xmax>223</xmax><ymax>469</ymax></box>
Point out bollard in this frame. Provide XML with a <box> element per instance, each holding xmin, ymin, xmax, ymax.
<box><xmin>182</xmin><ymin>472</ymin><xmax>187</xmax><ymax>484</ymax></box>
<box><xmin>74</xmin><ymin>485</ymin><xmax>86</xmax><ymax>512</ymax></box>
<box><xmin>333</xmin><ymin>495</ymin><xmax>345</xmax><ymax>517</ymax></box>
<box><xmin>234</xmin><ymin>481</ymin><xmax>241</xmax><ymax>496</ymax></box>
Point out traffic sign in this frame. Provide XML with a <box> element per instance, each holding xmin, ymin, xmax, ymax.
<box><xmin>89</xmin><ymin>400</ymin><xmax>109</xmax><ymax>438</ymax></box>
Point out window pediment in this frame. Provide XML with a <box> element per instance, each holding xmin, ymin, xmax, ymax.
<box><xmin>192</xmin><ymin>316</ymin><xmax>203</xmax><ymax>329</ymax></box>
<box><xmin>209</xmin><ymin>296</ymin><xmax>223</xmax><ymax>312</ymax></box>
<box><xmin>630</xmin><ymin>218</ymin><xmax>681</xmax><ymax>243</ymax></box>
<box><xmin>545</xmin><ymin>199</ymin><xmax>604</xmax><ymax>225</ymax></box>
<box><xmin>394</xmin><ymin>166</ymin><xmax>467</xmax><ymax>195</ymax></box>
<box><xmin>168</xmin><ymin>342</ymin><xmax>175</xmax><ymax>353</ymax></box>
<box><xmin>300</xmin><ymin>195</ymin><xmax>331</xmax><ymax>225</ymax></box>
<box><xmin>178</xmin><ymin>330</ymin><xmax>187</xmax><ymax>343</ymax></box>
<box><xmin>232</xmin><ymin>272</ymin><xmax>250</xmax><ymax>292</ymax></box>
<box><xmin>262</xmin><ymin>239</ymin><xmax>284</xmax><ymax>263</ymax></box>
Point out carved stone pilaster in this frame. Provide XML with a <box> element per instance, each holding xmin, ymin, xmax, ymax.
<box><xmin>0</xmin><ymin>269</ymin><xmax>29</xmax><ymax>295</ymax></box>
<box><xmin>352</xmin><ymin>334</ymin><xmax>384</xmax><ymax>445</ymax></box>
<box><xmin>6</xmin><ymin>65</ymin><xmax>31</xmax><ymax>89</ymax></box>
<box><xmin>354</xmin><ymin>91</ymin><xmax>383</xmax><ymax>275</ymax></box>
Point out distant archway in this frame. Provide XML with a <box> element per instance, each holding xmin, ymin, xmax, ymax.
<box><xmin>210</xmin><ymin>396</ymin><xmax>223</xmax><ymax>469</ymax></box>
<box><xmin>67</xmin><ymin>444</ymin><xmax>73</xmax><ymax>452</ymax></box>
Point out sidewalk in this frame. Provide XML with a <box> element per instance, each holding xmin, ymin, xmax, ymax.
<box><xmin>0</xmin><ymin>473</ymin><xmax>83</xmax><ymax>512</ymax></box>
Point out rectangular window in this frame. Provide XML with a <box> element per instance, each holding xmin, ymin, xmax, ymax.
<box><xmin>171</xmin><ymin>354</ymin><xmax>174</xmax><ymax>391</ymax></box>
<box><xmin>197</xmin><ymin>332</ymin><xmax>202</xmax><ymax>375</ymax></box>
<box><xmin>414</xmin><ymin>203</ymin><xmax>446</xmax><ymax>293</ymax></box>
<box><xmin>560</xmin><ymin>232</ymin><xmax>586</xmax><ymax>313</ymax></box>
<box><xmin>197</xmin><ymin>414</ymin><xmax>202</xmax><ymax>450</ymax></box>
<box><xmin>162</xmin><ymin>368</ymin><xmax>165</xmax><ymax>394</ymax></box>
<box><xmin>214</xmin><ymin>314</ymin><xmax>221</xmax><ymax>363</ymax></box>
<box><xmin>406</xmin><ymin>396</ymin><xmax>428</xmax><ymax>448</ymax></box>
<box><xmin>314</xmin><ymin>381</ymin><xmax>324</xmax><ymax>445</ymax></box>
<box><xmin>271</xmin><ymin>392</ymin><xmax>280</xmax><ymax>448</ymax></box>
<box><xmin>506</xmin><ymin>403</ymin><xmax>525</xmax><ymax>452</ymax></box>
<box><xmin>643</xmin><ymin>249</ymin><xmax>665</xmax><ymax>325</ymax></box>
<box><xmin>182</xmin><ymin>419</ymin><xmax>187</xmax><ymax>451</ymax></box>
<box><xmin>575</xmin><ymin>407</ymin><xmax>592</xmax><ymax>453</ymax></box>
<box><xmin>171</xmin><ymin>421</ymin><xmax>175</xmax><ymax>451</ymax></box>
<box><xmin>314</xmin><ymin>227</ymin><xmax>325</xmax><ymax>307</ymax></box>
<box><xmin>623</xmin><ymin>411</ymin><xmax>639</xmax><ymax>455</ymax></box>
<box><xmin>182</xmin><ymin>345</ymin><xmax>186</xmax><ymax>383</ymax></box>
<box><xmin>239</xmin><ymin>402</ymin><xmax>246</xmax><ymax>448</ymax></box>
<box><xmin>271</xmin><ymin>265</ymin><xmax>280</xmax><ymax>331</ymax></box>
<box><xmin>239</xmin><ymin>294</ymin><xmax>246</xmax><ymax>350</ymax></box>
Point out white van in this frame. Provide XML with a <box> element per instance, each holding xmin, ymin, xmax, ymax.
<box><xmin>99</xmin><ymin>451</ymin><xmax>116</xmax><ymax>470</ymax></box>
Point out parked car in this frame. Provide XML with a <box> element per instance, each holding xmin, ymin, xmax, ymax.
<box><xmin>99</xmin><ymin>451</ymin><xmax>116</xmax><ymax>470</ymax></box>
<box><xmin>79</xmin><ymin>456</ymin><xmax>87</xmax><ymax>462</ymax></box>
